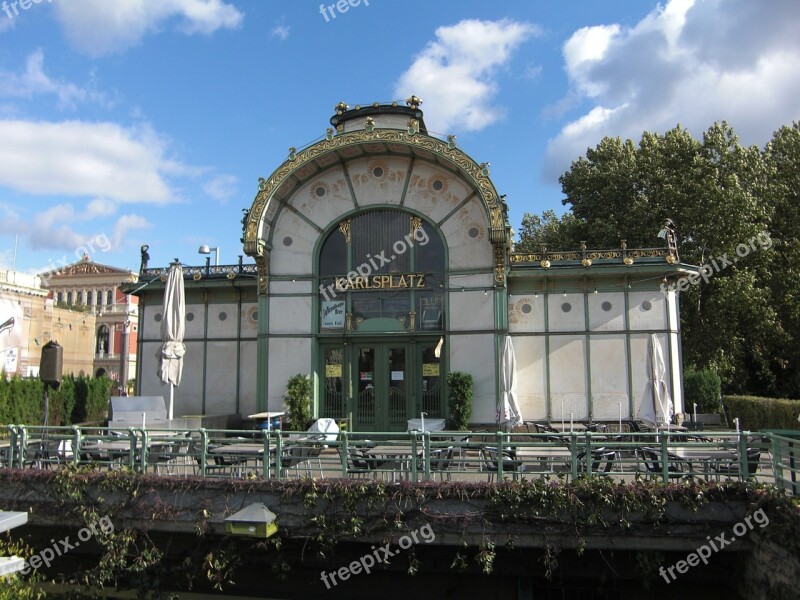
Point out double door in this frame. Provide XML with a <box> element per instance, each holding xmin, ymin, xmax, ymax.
<box><xmin>320</xmin><ymin>340</ymin><xmax>443</xmax><ymax>432</ymax></box>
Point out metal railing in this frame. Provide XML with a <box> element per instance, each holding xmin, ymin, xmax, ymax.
<box><xmin>0</xmin><ymin>426</ymin><xmax>794</xmax><ymax>493</ymax></box>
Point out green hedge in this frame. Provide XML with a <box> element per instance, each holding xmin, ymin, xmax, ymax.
<box><xmin>723</xmin><ymin>395</ymin><xmax>800</xmax><ymax>431</ymax></box>
<box><xmin>0</xmin><ymin>373</ymin><xmax>111</xmax><ymax>429</ymax></box>
<box><xmin>684</xmin><ymin>369</ymin><xmax>722</xmax><ymax>413</ymax></box>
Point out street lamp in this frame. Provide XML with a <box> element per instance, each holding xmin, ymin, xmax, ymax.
<box><xmin>198</xmin><ymin>245</ymin><xmax>220</xmax><ymax>266</ymax></box>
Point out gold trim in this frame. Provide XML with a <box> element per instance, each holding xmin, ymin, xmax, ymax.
<box><xmin>338</xmin><ymin>219</ymin><xmax>351</xmax><ymax>245</ymax></box>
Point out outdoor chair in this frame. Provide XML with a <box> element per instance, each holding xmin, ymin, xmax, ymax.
<box><xmin>429</xmin><ymin>446</ymin><xmax>454</xmax><ymax>481</ymax></box>
<box><xmin>480</xmin><ymin>446</ymin><xmax>523</xmax><ymax>482</ymax></box>
<box><xmin>712</xmin><ymin>447</ymin><xmax>762</xmax><ymax>480</ymax></box>
<box><xmin>272</xmin><ymin>445</ymin><xmax>324</xmax><ymax>478</ymax></box>
<box><xmin>636</xmin><ymin>447</ymin><xmax>693</xmax><ymax>481</ymax></box>
<box><xmin>337</xmin><ymin>446</ymin><xmax>376</xmax><ymax>479</ymax></box>
<box><xmin>576</xmin><ymin>447</ymin><xmax>616</xmax><ymax>476</ymax></box>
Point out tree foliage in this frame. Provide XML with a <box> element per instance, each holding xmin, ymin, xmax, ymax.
<box><xmin>517</xmin><ymin>121</ymin><xmax>800</xmax><ymax>397</ymax></box>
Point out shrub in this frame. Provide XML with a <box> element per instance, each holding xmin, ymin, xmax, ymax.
<box><xmin>284</xmin><ymin>374</ymin><xmax>312</xmax><ymax>431</ymax></box>
<box><xmin>684</xmin><ymin>369</ymin><xmax>722</xmax><ymax>413</ymax></box>
<box><xmin>723</xmin><ymin>395</ymin><xmax>800</xmax><ymax>431</ymax></box>
<box><xmin>447</xmin><ymin>372</ymin><xmax>473</xmax><ymax>430</ymax></box>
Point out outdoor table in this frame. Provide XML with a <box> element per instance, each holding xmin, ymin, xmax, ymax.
<box><xmin>670</xmin><ymin>445</ymin><xmax>738</xmax><ymax>478</ymax></box>
<box><xmin>516</xmin><ymin>446</ymin><xmax>573</xmax><ymax>472</ymax></box>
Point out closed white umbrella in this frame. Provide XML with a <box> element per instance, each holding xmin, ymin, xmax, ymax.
<box><xmin>158</xmin><ymin>262</ymin><xmax>185</xmax><ymax>421</ymax></box>
<box><xmin>498</xmin><ymin>336</ymin><xmax>523</xmax><ymax>431</ymax></box>
<box><xmin>647</xmin><ymin>333</ymin><xmax>673</xmax><ymax>429</ymax></box>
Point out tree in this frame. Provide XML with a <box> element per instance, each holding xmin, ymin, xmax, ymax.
<box><xmin>522</xmin><ymin>121</ymin><xmax>796</xmax><ymax>396</ymax></box>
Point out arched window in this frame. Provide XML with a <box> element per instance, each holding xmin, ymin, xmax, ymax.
<box><xmin>318</xmin><ymin>209</ymin><xmax>445</xmax><ymax>332</ymax></box>
<box><xmin>106</xmin><ymin>290</ymin><xmax>113</xmax><ymax>306</ymax></box>
<box><xmin>96</xmin><ymin>325</ymin><xmax>109</xmax><ymax>355</ymax></box>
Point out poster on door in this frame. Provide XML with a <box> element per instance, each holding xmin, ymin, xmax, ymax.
<box><xmin>321</xmin><ymin>300</ymin><xmax>345</xmax><ymax>329</ymax></box>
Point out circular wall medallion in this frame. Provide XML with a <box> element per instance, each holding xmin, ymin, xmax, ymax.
<box><xmin>283</xmin><ymin>236</ymin><xmax>293</xmax><ymax>247</ymax></box>
<box><xmin>186</xmin><ymin>312</ymin><xmax>195</xmax><ymax>322</ymax></box>
<box><xmin>219</xmin><ymin>312</ymin><xmax>227</xmax><ymax>321</ymax></box>
<box><xmin>372</xmin><ymin>166</ymin><xmax>384</xmax><ymax>178</ymax></box>
<box><xmin>561</xmin><ymin>302</ymin><xmax>572</xmax><ymax>313</ymax></box>
<box><xmin>432</xmin><ymin>179</ymin><xmax>443</xmax><ymax>191</ymax></box>
<box><xmin>601</xmin><ymin>301</ymin><xmax>613</xmax><ymax>312</ymax></box>
<box><xmin>468</xmin><ymin>227</ymin><xmax>479</xmax><ymax>239</ymax></box>
<box><xmin>154</xmin><ymin>313</ymin><xmax>162</xmax><ymax>322</ymax></box>
<box><xmin>521</xmin><ymin>303</ymin><xmax>532</xmax><ymax>314</ymax></box>
<box><xmin>642</xmin><ymin>300</ymin><xmax>653</xmax><ymax>311</ymax></box>
<box><xmin>315</xmin><ymin>186</ymin><xmax>326</xmax><ymax>198</ymax></box>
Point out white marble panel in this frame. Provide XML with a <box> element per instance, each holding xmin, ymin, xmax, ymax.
<box><xmin>449</xmin><ymin>273</ymin><xmax>494</xmax><ymax>288</ymax></box>
<box><xmin>549</xmin><ymin>335</ymin><xmax>588</xmax><ymax>420</ymax></box>
<box><xmin>509</xmin><ymin>295</ymin><xmax>545</xmax><ymax>333</ymax></box>
<box><xmin>240</xmin><ymin>303</ymin><xmax>259</xmax><ymax>337</ymax></box>
<box><xmin>206</xmin><ymin>303</ymin><xmax>238</xmax><ymax>339</ymax></box>
<box><xmin>548</xmin><ymin>293</ymin><xmax>586</xmax><ymax>333</ymax></box>
<box><xmin>289</xmin><ymin>167</ymin><xmax>355</xmax><ymax>229</ymax></box>
<box><xmin>204</xmin><ymin>341</ymin><xmax>238</xmax><ymax>415</ymax></box>
<box><xmin>348</xmin><ymin>156</ymin><xmax>411</xmax><ymax>207</ymax></box>
<box><xmin>588</xmin><ymin>292</ymin><xmax>625</xmax><ymax>332</ymax></box>
<box><xmin>270</xmin><ymin>210</ymin><xmax>319</xmax><ymax>276</ymax></box>
<box><xmin>628</xmin><ymin>291</ymin><xmax>667</xmax><ymax>330</ymax></box>
<box><xmin>404</xmin><ymin>162</ymin><xmax>471</xmax><ymax>223</ymax></box>
<box><xmin>238</xmin><ymin>340</ymin><xmax>258</xmax><ymax>417</ymax></box>
<box><xmin>174</xmin><ymin>340</ymin><xmax>205</xmax><ymax>417</ymax></box>
<box><xmin>270</xmin><ymin>280</ymin><xmax>312</xmax><ymax>294</ymax></box>
<box><xmin>448</xmin><ymin>290</ymin><xmax>494</xmax><ymax>331</ymax></box>
<box><xmin>141</xmin><ymin>305</ymin><xmax>160</xmax><ymax>339</ymax></box>
<box><xmin>440</xmin><ymin>199</ymin><xmax>493</xmax><ymax>270</ymax></box>
<box><xmin>268</xmin><ymin>296</ymin><xmax>312</xmax><ymax>334</ymax></box>
<box><xmin>183</xmin><ymin>304</ymin><xmax>206</xmax><ymax>340</ymax></box>
<box><xmin>138</xmin><ymin>341</ymin><xmax>163</xmax><ymax>397</ymax></box>
<box><xmin>512</xmin><ymin>336</ymin><xmax>547</xmax><ymax>421</ymax></box>
<box><xmin>589</xmin><ymin>335</ymin><xmax>629</xmax><ymax>419</ymax></box>
<box><xmin>267</xmin><ymin>338</ymin><xmax>312</xmax><ymax>412</ymax></box>
<box><xmin>448</xmin><ymin>334</ymin><xmax>496</xmax><ymax>424</ymax></box>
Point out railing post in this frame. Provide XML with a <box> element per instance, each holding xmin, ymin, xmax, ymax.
<box><xmin>410</xmin><ymin>431</ymin><xmax>419</xmax><ymax>483</ymax></box>
<box><xmin>7</xmin><ymin>425</ymin><xmax>17</xmax><ymax>468</ymax></box>
<box><xmin>72</xmin><ymin>425</ymin><xmax>81</xmax><ymax>467</ymax></box>
<box><xmin>769</xmin><ymin>433</ymin><xmax>783</xmax><ymax>488</ymax></box>
<box><xmin>262</xmin><ymin>428</ymin><xmax>271</xmax><ymax>479</ymax></box>
<box><xmin>139</xmin><ymin>428</ymin><xmax>148</xmax><ymax>472</ymax></box>
<box><xmin>738</xmin><ymin>431</ymin><xmax>750</xmax><ymax>479</ymax></box>
<box><xmin>496</xmin><ymin>431</ymin><xmax>504</xmax><ymax>480</ymax></box>
<box><xmin>570</xmin><ymin>432</ymin><xmax>578</xmax><ymax>481</ymax></box>
<box><xmin>199</xmin><ymin>429</ymin><xmax>208</xmax><ymax>477</ymax></box>
<box><xmin>18</xmin><ymin>425</ymin><xmax>28</xmax><ymax>469</ymax></box>
<box><xmin>584</xmin><ymin>432</ymin><xmax>592</xmax><ymax>476</ymax></box>
<box><xmin>340</xmin><ymin>431</ymin><xmax>349</xmax><ymax>478</ymax></box>
<box><xmin>275</xmin><ymin>430</ymin><xmax>284</xmax><ymax>479</ymax></box>
<box><xmin>660</xmin><ymin>431</ymin><xmax>669</xmax><ymax>483</ymax></box>
<box><xmin>422</xmin><ymin>431</ymin><xmax>431</xmax><ymax>481</ymax></box>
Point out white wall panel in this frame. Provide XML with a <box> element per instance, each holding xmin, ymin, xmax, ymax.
<box><xmin>548</xmin><ymin>293</ymin><xmax>586</xmax><ymax>333</ymax></box>
<box><xmin>512</xmin><ymin>336</ymin><xmax>547</xmax><ymax>421</ymax></box>
<box><xmin>589</xmin><ymin>335</ymin><xmax>629</xmax><ymax>420</ymax></box>
<box><xmin>548</xmin><ymin>335</ymin><xmax>588</xmax><ymax>420</ymax></box>
<box><xmin>238</xmin><ymin>340</ymin><xmax>258</xmax><ymax>417</ymax></box>
<box><xmin>204</xmin><ymin>341</ymin><xmax>238</xmax><ymax>415</ymax></box>
<box><xmin>289</xmin><ymin>167</ymin><xmax>355</xmax><ymax>230</ymax></box>
<box><xmin>268</xmin><ymin>297</ymin><xmax>312</xmax><ymax>334</ymax></box>
<box><xmin>183</xmin><ymin>304</ymin><xmax>206</xmax><ymax>340</ymax></box>
<box><xmin>588</xmin><ymin>292</ymin><xmax>625</xmax><ymax>332</ymax></box>
<box><xmin>628</xmin><ymin>291</ymin><xmax>667</xmax><ymax>330</ymax></box>
<box><xmin>267</xmin><ymin>338</ymin><xmax>312</xmax><ymax>412</ymax></box>
<box><xmin>509</xmin><ymin>296</ymin><xmax>545</xmax><ymax>333</ymax></box>
<box><xmin>448</xmin><ymin>290</ymin><xmax>494</xmax><ymax>331</ymax></box>
<box><xmin>449</xmin><ymin>334</ymin><xmax>496</xmax><ymax>424</ymax></box>
<box><xmin>270</xmin><ymin>210</ymin><xmax>319</xmax><ymax>275</ymax></box>
<box><xmin>206</xmin><ymin>303</ymin><xmax>238</xmax><ymax>339</ymax></box>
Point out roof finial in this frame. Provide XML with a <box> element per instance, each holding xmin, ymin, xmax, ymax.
<box><xmin>405</xmin><ymin>95</ymin><xmax>422</xmax><ymax>109</ymax></box>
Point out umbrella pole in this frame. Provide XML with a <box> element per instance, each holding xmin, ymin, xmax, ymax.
<box><xmin>168</xmin><ymin>383</ymin><xmax>174</xmax><ymax>421</ymax></box>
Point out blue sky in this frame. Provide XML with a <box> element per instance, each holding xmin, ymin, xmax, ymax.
<box><xmin>0</xmin><ymin>0</ymin><xmax>798</xmax><ymax>275</ymax></box>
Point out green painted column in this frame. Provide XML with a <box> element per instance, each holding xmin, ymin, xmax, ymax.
<box><xmin>256</xmin><ymin>291</ymin><xmax>270</xmax><ymax>412</ymax></box>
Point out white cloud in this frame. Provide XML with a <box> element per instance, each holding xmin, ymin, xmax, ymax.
<box><xmin>0</xmin><ymin>50</ymin><xmax>109</xmax><ymax>110</ymax></box>
<box><xmin>544</xmin><ymin>0</ymin><xmax>800</xmax><ymax>178</ymax></box>
<box><xmin>53</xmin><ymin>0</ymin><xmax>244</xmax><ymax>57</ymax></box>
<box><xmin>271</xmin><ymin>24</ymin><xmax>290</xmax><ymax>41</ymax></box>
<box><xmin>112</xmin><ymin>214</ymin><xmax>152</xmax><ymax>249</ymax></box>
<box><xmin>0</xmin><ymin>120</ymin><xmax>177</xmax><ymax>202</ymax></box>
<box><xmin>203</xmin><ymin>174</ymin><xmax>238</xmax><ymax>204</ymax></box>
<box><xmin>394</xmin><ymin>19</ymin><xmax>539</xmax><ymax>133</ymax></box>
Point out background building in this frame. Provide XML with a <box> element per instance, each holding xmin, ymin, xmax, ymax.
<box><xmin>133</xmin><ymin>100</ymin><xmax>696</xmax><ymax>430</ymax></box>
<box><xmin>42</xmin><ymin>256</ymin><xmax>139</xmax><ymax>394</ymax></box>
<box><xmin>0</xmin><ymin>269</ymin><xmax>96</xmax><ymax>377</ymax></box>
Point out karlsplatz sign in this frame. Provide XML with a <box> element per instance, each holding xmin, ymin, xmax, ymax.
<box><xmin>333</xmin><ymin>273</ymin><xmax>427</xmax><ymax>291</ymax></box>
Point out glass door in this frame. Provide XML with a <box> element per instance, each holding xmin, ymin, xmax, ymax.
<box><xmin>352</xmin><ymin>344</ymin><xmax>410</xmax><ymax>431</ymax></box>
